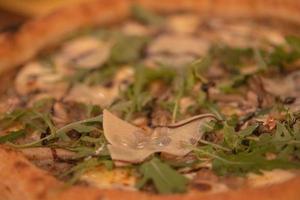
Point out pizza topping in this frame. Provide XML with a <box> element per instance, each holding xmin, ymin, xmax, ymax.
<box><xmin>136</xmin><ymin>157</ymin><xmax>189</xmax><ymax>194</ymax></box>
<box><xmin>247</xmin><ymin>169</ymin><xmax>296</xmax><ymax>188</ymax></box>
<box><xmin>2</xmin><ymin>7</ymin><xmax>300</xmax><ymax>195</ymax></box>
<box><xmin>58</xmin><ymin>36</ymin><xmax>111</xmax><ymax>69</ymax></box>
<box><xmin>147</xmin><ymin>34</ymin><xmax>208</xmax><ymax>66</ymax></box>
<box><xmin>81</xmin><ymin>166</ymin><xmax>137</xmax><ymax>190</ymax></box>
<box><xmin>103</xmin><ymin>110</ymin><xmax>215</xmax><ymax>163</ymax></box>
<box><xmin>64</xmin><ymin>84</ymin><xmax>116</xmax><ymax>108</ymax></box>
<box><xmin>15</xmin><ymin>61</ymin><xmax>67</xmax><ymax>99</ymax></box>
<box><xmin>167</xmin><ymin>14</ymin><xmax>200</xmax><ymax>35</ymax></box>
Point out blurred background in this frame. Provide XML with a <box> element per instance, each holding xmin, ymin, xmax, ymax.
<box><xmin>0</xmin><ymin>0</ymin><xmax>86</xmax><ymax>31</ymax></box>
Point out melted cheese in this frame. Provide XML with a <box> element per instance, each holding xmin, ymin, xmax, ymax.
<box><xmin>80</xmin><ymin>166</ymin><xmax>137</xmax><ymax>190</ymax></box>
<box><xmin>247</xmin><ymin>170</ymin><xmax>295</xmax><ymax>188</ymax></box>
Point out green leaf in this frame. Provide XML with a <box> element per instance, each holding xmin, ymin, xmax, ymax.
<box><xmin>0</xmin><ymin>129</ymin><xmax>26</xmax><ymax>144</ymax></box>
<box><xmin>286</xmin><ymin>35</ymin><xmax>300</xmax><ymax>53</ymax></box>
<box><xmin>136</xmin><ymin>157</ymin><xmax>188</xmax><ymax>194</ymax></box>
<box><xmin>239</xmin><ymin>124</ymin><xmax>259</xmax><ymax>136</ymax></box>
<box><xmin>72</xmin><ymin>124</ymin><xmax>96</xmax><ymax>133</ymax></box>
<box><xmin>131</xmin><ymin>4</ymin><xmax>163</xmax><ymax>26</ymax></box>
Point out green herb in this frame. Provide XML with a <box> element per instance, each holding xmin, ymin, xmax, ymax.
<box><xmin>194</xmin><ymin>116</ymin><xmax>300</xmax><ymax>176</ymax></box>
<box><xmin>0</xmin><ymin>129</ymin><xmax>26</xmax><ymax>144</ymax></box>
<box><xmin>285</xmin><ymin>35</ymin><xmax>300</xmax><ymax>53</ymax></box>
<box><xmin>9</xmin><ymin>115</ymin><xmax>102</xmax><ymax>148</ymax></box>
<box><xmin>218</xmin><ymin>74</ymin><xmax>250</xmax><ymax>93</ymax></box>
<box><xmin>131</xmin><ymin>4</ymin><xmax>163</xmax><ymax>26</ymax></box>
<box><xmin>268</xmin><ymin>36</ymin><xmax>300</xmax><ymax>68</ymax></box>
<box><xmin>210</xmin><ymin>45</ymin><xmax>253</xmax><ymax>71</ymax></box>
<box><xmin>136</xmin><ymin>157</ymin><xmax>188</xmax><ymax>194</ymax></box>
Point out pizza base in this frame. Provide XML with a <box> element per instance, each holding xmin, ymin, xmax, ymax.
<box><xmin>0</xmin><ymin>0</ymin><xmax>300</xmax><ymax>199</ymax></box>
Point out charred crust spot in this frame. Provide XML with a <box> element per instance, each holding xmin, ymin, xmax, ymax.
<box><xmin>14</xmin><ymin>161</ymin><xmax>29</xmax><ymax>169</ymax></box>
<box><xmin>192</xmin><ymin>182</ymin><xmax>212</xmax><ymax>192</ymax></box>
<box><xmin>4</xmin><ymin>186</ymin><xmax>12</xmax><ymax>192</ymax></box>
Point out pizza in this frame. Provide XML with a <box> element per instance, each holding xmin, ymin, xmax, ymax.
<box><xmin>0</xmin><ymin>0</ymin><xmax>300</xmax><ymax>200</ymax></box>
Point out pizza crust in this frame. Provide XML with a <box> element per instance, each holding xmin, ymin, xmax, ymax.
<box><xmin>1</xmin><ymin>0</ymin><xmax>300</xmax><ymax>199</ymax></box>
<box><xmin>1</xmin><ymin>0</ymin><xmax>300</xmax><ymax>75</ymax></box>
<box><xmin>1</xmin><ymin>146</ymin><xmax>300</xmax><ymax>200</ymax></box>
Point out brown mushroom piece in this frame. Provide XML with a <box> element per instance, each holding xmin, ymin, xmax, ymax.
<box><xmin>103</xmin><ymin>110</ymin><xmax>216</xmax><ymax>163</ymax></box>
<box><xmin>21</xmin><ymin>147</ymin><xmax>76</xmax><ymax>161</ymax></box>
<box><xmin>57</xmin><ymin>36</ymin><xmax>111</xmax><ymax>70</ymax></box>
<box><xmin>262</xmin><ymin>70</ymin><xmax>300</xmax><ymax>110</ymax></box>
<box><xmin>146</xmin><ymin>34</ymin><xmax>209</xmax><ymax>67</ymax></box>
<box><xmin>14</xmin><ymin>61</ymin><xmax>68</xmax><ymax>99</ymax></box>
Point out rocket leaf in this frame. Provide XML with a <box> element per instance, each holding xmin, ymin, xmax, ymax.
<box><xmin>136</xmin><ymin>157</ymin><xmax>188</xmax><ymax>194</ymax></box>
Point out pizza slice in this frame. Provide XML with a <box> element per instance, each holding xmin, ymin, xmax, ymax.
<box><xmin>0</xmin><ymin>0</ymin><xmax>300</xmax><ymax>200</ymax></box>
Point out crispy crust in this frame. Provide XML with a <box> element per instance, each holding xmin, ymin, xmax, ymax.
<box><xmin>1</xmin><ymin>146</ymin><xmax>300</xmax><ymax>200</ymax></box>
<box><xmin>0</xmin><ymin>0</ymin><xmax>300</xmax><ymax>200</ymax></box>
<box><xmin>1</xmin><ymin>0</ymin><xmax>300</xmax><ymax>74</ymax></box>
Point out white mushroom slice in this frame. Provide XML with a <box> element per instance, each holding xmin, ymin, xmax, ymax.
<box><xmin>258</xmin><ymin>29</ymin><xmax>285</xmax><ymax>45</ymax></box>
<box><xmin>64</xmin><ymin>84</ymin><xmax>117</xmax><ymax>108</ymax></box>
<box><xmin>262</xmin><ymin>70</ymin><xmax>300</xmax><ymax>97</ymax></box>
<box><xmin>147</xmin><ymin>34</ymin><xmax>209</xmax><ymax>67</ymax></box>
<box><xmin>15</xmin><ymin>62</ymin><xmax>67</xmax><ymax>99</ymax></box>
<box><xmin>64</xmin><ymin>66</ymin><xmax>134</xmax><ymax>107</ymax></box>
<box><xmin>145</xmin><ymin>54</ymin><xmax>197</xmax><ymax>68</ymax></box>
<box><xmin>103</xmin><ymin>110</ymin><xmax>215</xmax><ymax>163</ymax></box>
<box><xmin>121</xmin><ymin>21</ymin><xmax>152</xmax><ymax>36</ymax></box>
<box><xmin>167</xmin><ymin>14</ymin><xmax>200</xmax><ymax>34</ymax></box>
<box><xmin>59</xmin><ymin>36</ymin><xmax>111</xmax><ymax>69</ymax></box>
<box><xmin>148</xmin><ymin>34</ymin><xmax>208</xmax><ymax>56</ymax></box>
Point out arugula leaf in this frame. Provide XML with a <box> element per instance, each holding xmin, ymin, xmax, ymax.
<box><xmin>212</xmin><ymin>150</ymin><xmax>300</xmax><ymax>176</ymax></box>
<box><xmin>210</xmin><ymin>44</ymin><xmax>253</xmax><ymax>70</ymax></box>
<box><xmin>285</xmin><ymin>35</ymin><xmax>300</xmax><ymax>53</ymax></box>
<box><xmin>136</xmin><ymin>157</ymin><xmax>188</xmax><ymax>194</ymax></box>
<box><xmin>131</xmin><ymin>4</ymin><xmax>163</xmax><ymax>26</ymax></box>
<box><xmin>196</xmin><ymin>118</ymin><xmax>300</xmax><ymax>176</ymax></box>
<box><xmin>0</xmin><ymin>129</ymin><xmax>26</xmax><ymax>144</ymax></box>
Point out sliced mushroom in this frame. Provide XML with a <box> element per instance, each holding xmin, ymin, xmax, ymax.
<box><xmin>148</xmin><ymin>34</ymin><xmax>208</xmax><ymax>56</ymax></box>
<box><xmin>58</xmin><ymin>36</ymin><xmax>111</xmax><ymax>69</ymax></box>
<box><xmin>64</xmin><ymin>66</ymin><xmax>134</xmax><ymax>107</ymax></box>
<box><xmin>15</xmin><ymin>61</ymin><xmax>68</xmax><ymax>99</ymax></box>
<box><xmin>64</xmin><ymin>84</ymin><xmax>117</xmax><ymax>108</ymax></box>
<box><xmin>261</xmin><ymin>71</ymin><xmax>300</xmax><ymax>111</ymax></box>
<box><xmin>103</xmin><ymin>110</ymin><xmax>215</xmax><ymax>163</ymax></box>
<box><xmin>121</xmin><ymin>21</ymin><xmax>153</xmax><ymax>36</ymax></box>
<box><xmin>146</xmin><ymin>34</ymin><xmax>209</xmax><ymax>67</ymax></box>
<box><xmin>262</xmin><ymin>71</ymin><xmax>300</xmax><ymax>97</ymax></box>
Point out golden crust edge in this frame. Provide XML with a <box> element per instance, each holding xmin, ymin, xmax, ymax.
<box><xmin>1</xmin><ymin>145</ymin><xmax>300</xmax><ymax>200</ymax></box>
<box><xmin>0</xmin><ymin>0</ymin><xmax>300</xmax><ymax>74</ymax></box>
